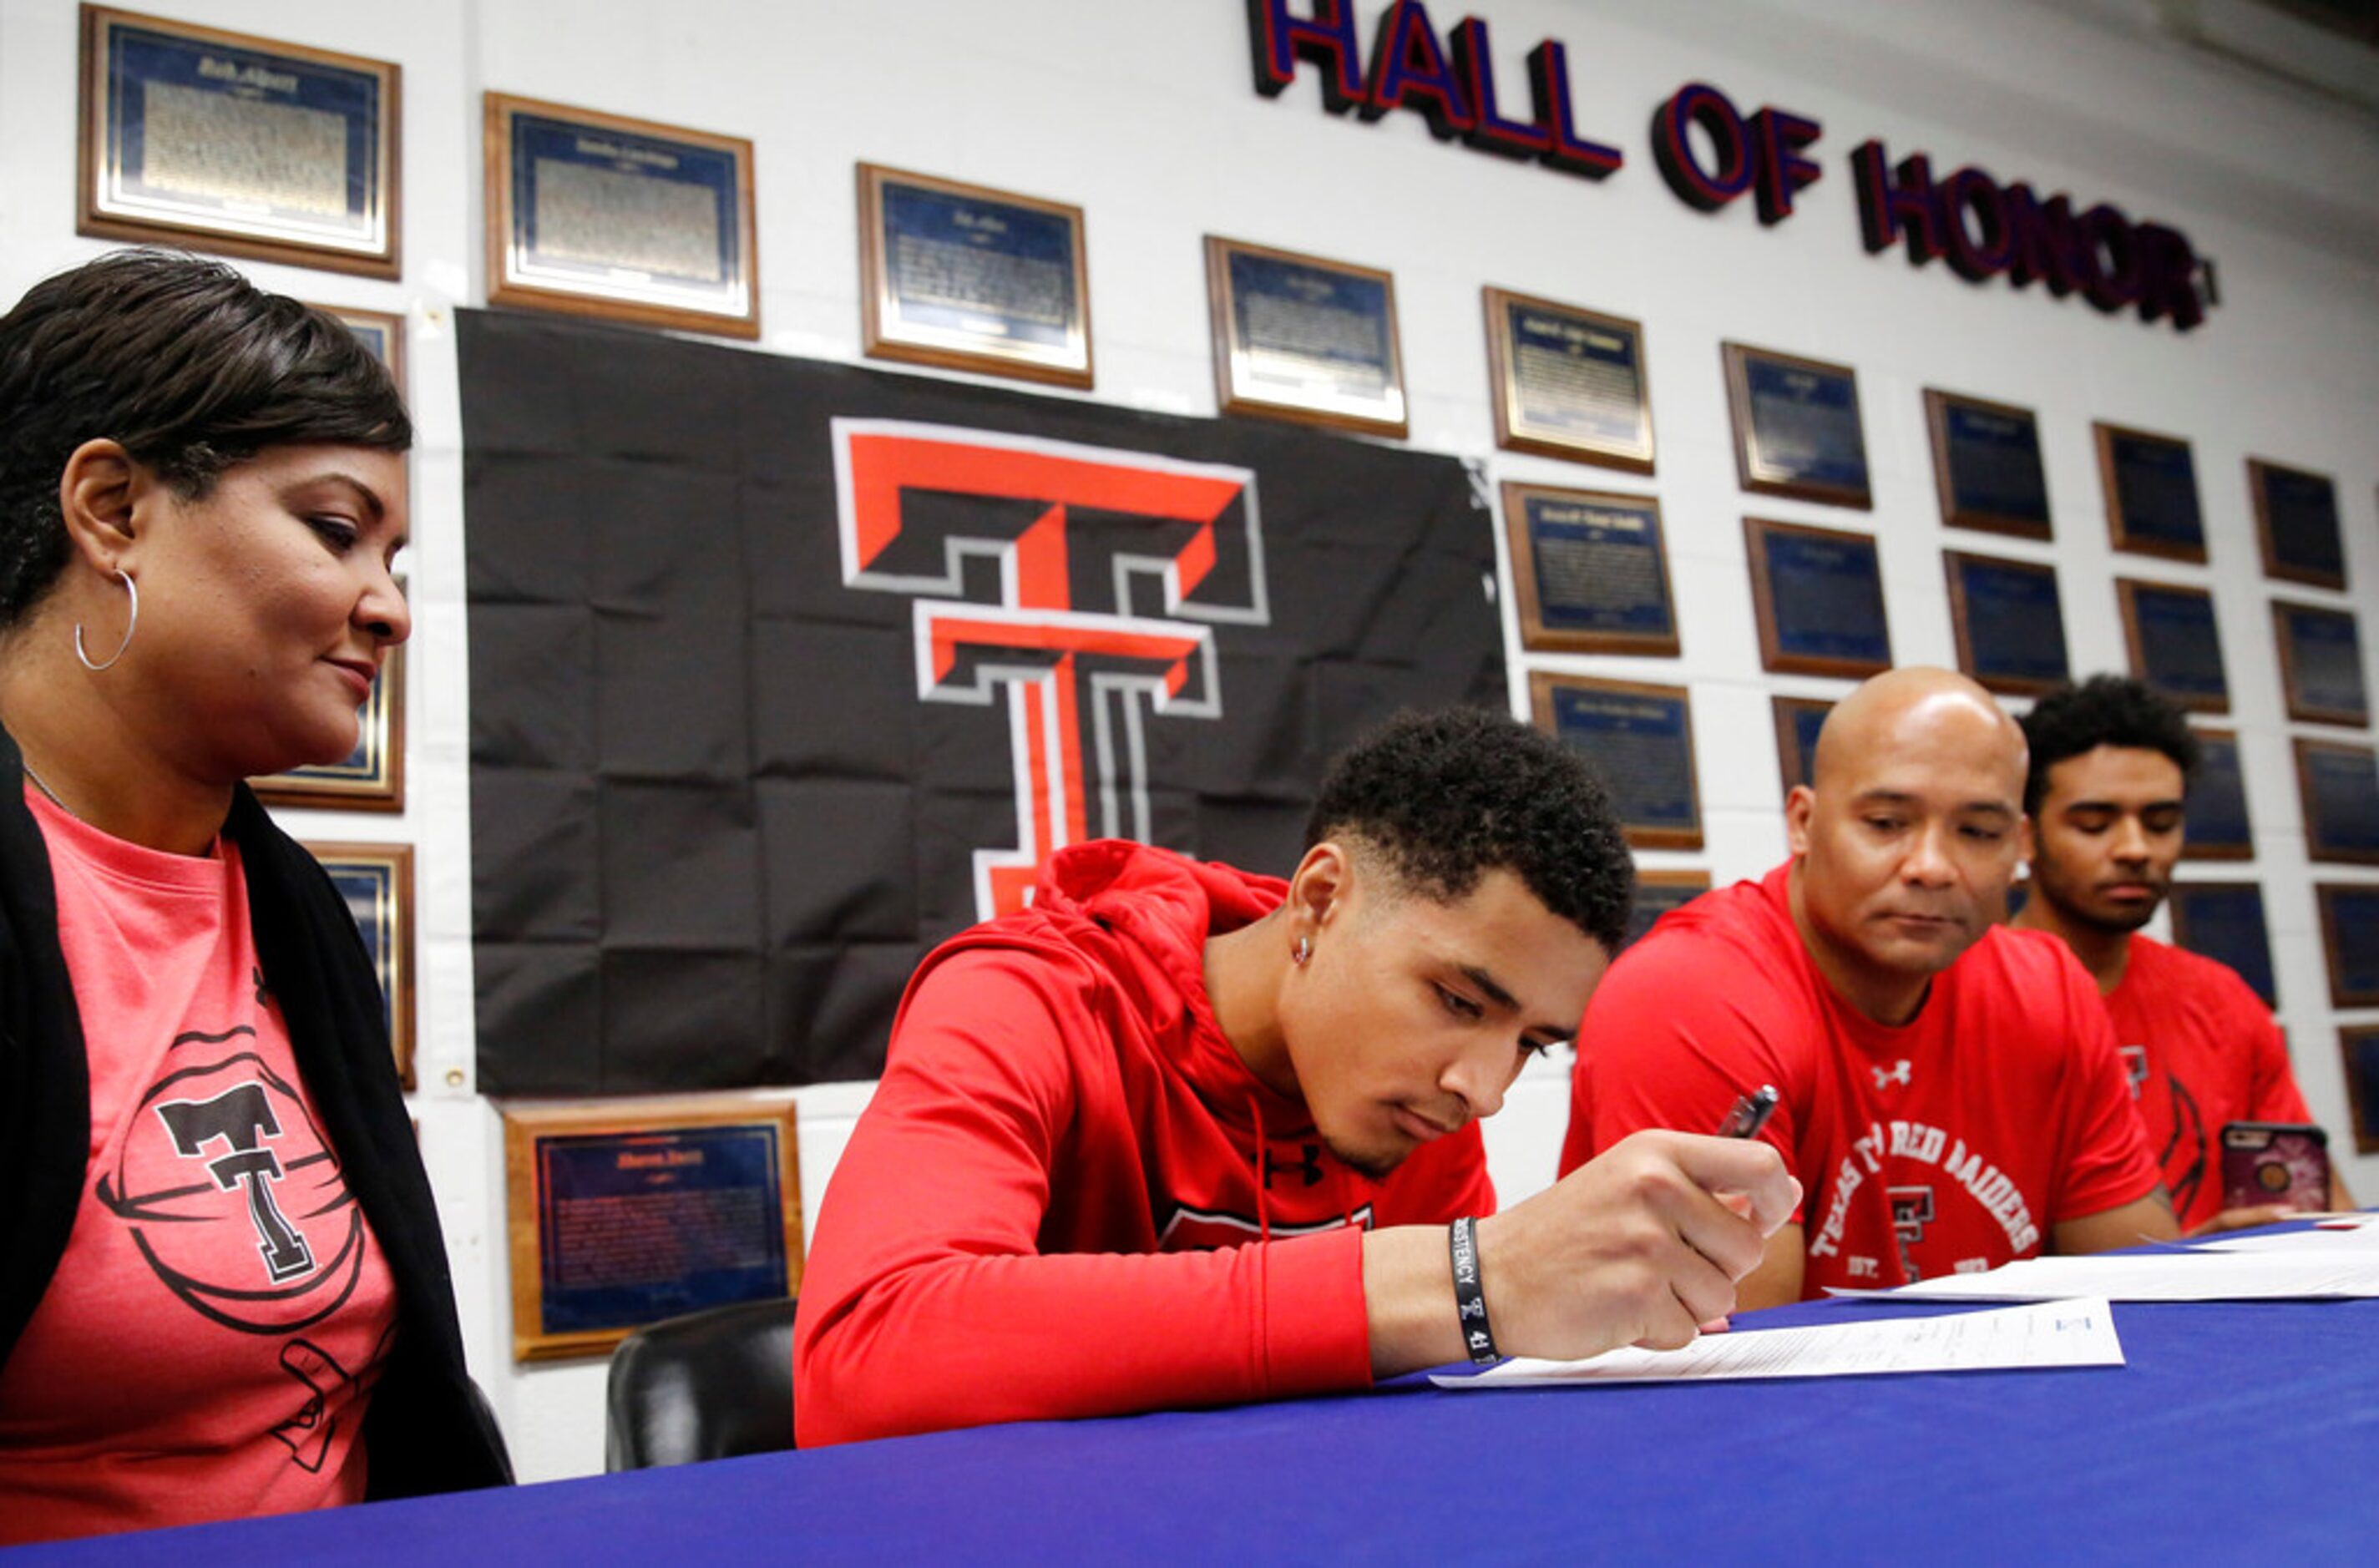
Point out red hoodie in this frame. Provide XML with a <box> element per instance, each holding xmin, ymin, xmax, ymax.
<box><xmin>792</xmin><ymin>841</ymin><xmax>1495</xmax><ymax>1446</ymax></box>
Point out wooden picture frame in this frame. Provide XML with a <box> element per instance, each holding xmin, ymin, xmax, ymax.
<box><xmin>2117</xmin><ymin>578</ymin><xmax>2229</xmax><ymax>715</ymax></box>
<box><xmin>1482</xmin><ymin>286</ymin><xmax>1653</xmax><ymax>473</ymax></box>
<box><xmin>1771</xmin><ymin>694</ymin><xmax>1835</xmax><ymax>797</ymax></box>
<box><xmin>78</xmin><ymin>5</ymin><xmax>400</xmax><ymax>277</ymax></box>
<box><xmin>1622</xmin><ymin>869</ymin><xmax>1711</xmax><ymax>954</ymax></box>
<box><xmin>1528</xmin><ymin>673</ymin><xmax>1703</xmax><ymax>850</ymax></box>
<box><xmin>2180</xmin><ymin>726</ymin><xmax>2253</xmax><ymax>862</ymax></box>
<box><xmin>2341</xmin><ymin>1024</ymin><xmax>2379</xmax><ymax>1157</ymax></box>
<box><xmin>1925</xmin><ymin>389</ymin><xmax>2052</xmax><ymax>539</ymax></box>
<box><xmin>2095</xmin><ymin>422</ymin><xmax>2207</xmax><ymax>564</ymax></box>
<box><xmin>484</xmin><ymin>92</ymin><xmax>758</xmax><ymax>339</ymax></box>
<box><xmin>304</xmin><ymin>842</ymin><xmax>413</xmax><ymax>1090</ymax></box>
<box><xmin>314</xmin><ymin>302</ymin><xmax>407</xmax><ymax>402</ymax></box>
<box><xmin>1722</xmin><ymin>342</ymin><xmax>1871</xmax><ymax>509</ymax></box>
<box><xmin>2295</xmin><ymin>738</ymin><xmax>2379</xmax><ymax>867</ymax></box>
<box><xmin>858</xmin><ymin>162</ymin><xmax>1091</xmax><ymax>388</ymax></box>
<box><xmin>2271</xmin><ymin>599</ymin><xmax>2369</xmax><ymax>727</ymax></box>
<box><xmin>1944</xmin><ymin>549</ymin><xmax>2071</xmax><ymax>696</ymax></box>
<box><xmin>502</xmin><ymin>1095</ymin><xmax>803</xmax><ymax>1362</ymax></box>
<box><xmin>1205</xmin><ymin>235</ymin><xmax>1405</xmax><ymax>438</ymax></box>
<box><xmin>1744</xmin><ymin>517</ymin><xmax>1892</xmax><ymax>679</ymax></box>
<box><xmin>2165</xmin><ymin>880</ymin><xmax>2279</xmax><ymax>1009</ymax></box>
<box><xmin>1501</xmin><ymin>481</ymin><xmax>1679</xmax><ymax>655</ymax></box>
<box><xmin>2316</xmin><ymin>883</ymin><xmax>2379</xmax><ymax>1009</ymax></box>
<box><xmin>2249</xmin><ymin>458</ymin><xmax>2346</xmax><ymax>591</ymax></box>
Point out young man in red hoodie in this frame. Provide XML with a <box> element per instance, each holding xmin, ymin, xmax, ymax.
<box><xmin>795</xmin><ymin>707</ymin><xmax>1798</xmax><ymax>1445</ymax></box>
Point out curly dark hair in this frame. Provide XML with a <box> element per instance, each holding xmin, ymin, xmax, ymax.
<box><xmin>2017</xmin><ymin>674</ymin><xmax>2201</xmax><ymax>815</ymax></box>
<box><xmin>0</xmin><ymin>248</ymin><xmax>410</xmax><ymax>629</ymax></box>
<box><xmin>1304</xmin><ymin>706</ymin><xmax>1634</xmax><ymax>952</ymax></box>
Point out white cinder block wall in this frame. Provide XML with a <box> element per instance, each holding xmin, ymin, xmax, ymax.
<box><xmin>3</xmin><ymin>0</ymin><xmax>2373</xmax><ymax>1484</ymax></box>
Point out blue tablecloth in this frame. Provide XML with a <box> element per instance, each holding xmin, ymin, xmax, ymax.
<box><xmin>9</xmin><ymin>1289</ymin><xmax>2376</xmax><ymax>1563</ymax></box>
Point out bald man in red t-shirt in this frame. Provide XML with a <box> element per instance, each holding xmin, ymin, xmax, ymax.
<box><xmin>1563</xmin><ymin>669</ymin><xmax>2175</xmax><ymax>1307</ymax></box>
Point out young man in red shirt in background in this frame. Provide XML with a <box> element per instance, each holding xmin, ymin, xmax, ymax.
<box><xmin>2012</xmin><ymin>675</ymin><xmax>2351</xmax><ymax>1232</ymax></box>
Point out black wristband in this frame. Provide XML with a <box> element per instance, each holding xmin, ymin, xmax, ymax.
<box><xmin>1449</xmin><ymin>1216</ymin><xmax>1501</xmax><ymax>1365</ymax></box>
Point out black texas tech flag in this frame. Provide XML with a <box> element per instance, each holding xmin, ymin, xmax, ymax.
<box><xmin>459</xmin><ymin>309</ymin><xmax>1503</xmax><ymax>1094</ymax></box>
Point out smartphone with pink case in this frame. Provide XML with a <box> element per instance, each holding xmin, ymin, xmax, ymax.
<box><xmin>2220</xmin><ymin>1122</ymin><xmax>2331</xmax><ymax>1213</ymax></box>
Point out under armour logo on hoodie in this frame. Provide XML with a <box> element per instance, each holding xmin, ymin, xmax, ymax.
<box><xmin>1258</xmin><ymin>1142</ymin><xmax>1325</xmax><ymax>1189</ymax></box>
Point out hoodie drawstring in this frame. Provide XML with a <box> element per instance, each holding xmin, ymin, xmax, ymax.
<box><xmin>1249</xmin><ymin>1092</ymin><xmax>1271</xmax><ymax>1244</ymax></box>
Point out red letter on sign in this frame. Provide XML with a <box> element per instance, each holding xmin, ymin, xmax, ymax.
<box><xmin>1449</xmin><ymin>17</ymin><xmax>1551</xmax><ymax>158</ymax></box>
<box><xmin>1364</xmin><ymin>1</ymin><xmax>1474</xmax><ymax>137</ymax></box>
<box><xmin>1752</xmin><ymin>108</ymin><xmax>1823</xmax><ymax>225</ymax></box>
<box><xmin>1248</xmin><ymin>0</ymin><xmax>1365</xmax><ymax>112</ymax></box>
<box><xmin>1652</xmin><ymin>83</ymin><xmax>1754</xmax><ymax>210</ymax></box>
<box><xmin>1851</xmin><ymin>139</ymin><xmax>1947</xmax><ymax>263</ymax></box>
<box><xmin>1526</xmin><ymin>39</ymin><xmax>1623</xmax><ymax>179</ymax></box>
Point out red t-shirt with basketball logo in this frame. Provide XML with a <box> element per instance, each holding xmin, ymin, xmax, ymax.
<box><xmin>1561</xmin><ymin>864</ymin><xmax>2161</xmax><ymax>1297</ymax></box>
<box><xmin>2104</xmin><ymin>933</ymin><xmax>2316</xmax><ymax>1232</ymax></box>
<box><xmin>0</xmin><ymin>789</ymin><xmax>397</xmax><ymax>1543</ymax></box>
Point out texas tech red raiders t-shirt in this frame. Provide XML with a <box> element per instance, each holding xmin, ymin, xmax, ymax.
<box><xmin>0</xmin><ymin>788</ymin><xmax>397</xmax><ymax>1543</ymax></box>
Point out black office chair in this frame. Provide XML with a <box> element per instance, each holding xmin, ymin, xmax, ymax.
<box><xmin>604</xmin><ymin>1295</ymin><xmax>800</xmax><ymax>1470</ymax></box>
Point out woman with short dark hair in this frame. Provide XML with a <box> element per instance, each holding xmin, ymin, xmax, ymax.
<box><xmin>0</xmin><ymin>250</ymin><xmax>509</xmax><ymax>1542</ymax></box>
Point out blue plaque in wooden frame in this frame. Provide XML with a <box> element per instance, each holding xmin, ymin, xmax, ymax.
<box><xmin>2341</xmin><ymin>1024</ymin><xmax>2379</xmax><ymax>1156</ymax></box>
<box><xmin>487</xmin><ymin>92</ymin><xmax>757</xmax><ymax>339</ymax></box>
<box><xmin>2165</xmin><ymin>881</ymin><xmax>2278</xmax><ymax>1009</ymax></box>
<box><xmin>2250</xmin><ymin>459</ymin><xmax>2345</xmax><ymax>591</ymax></box>
<box><xmin>80</xmin><ymin>5</ymin><xmax>398</xmax><ymax>276</ymax></box>
<box><xmin>1946</xmin><ymin>550</ymin><xmax>2070</xmax><ymax>696</ymax></box>
<box><xmin>305</xmin><ymin>842</ymin><xmax>413</xmax><ymax>1087</ymax></box>
<box><xmin>1501</xmin><ymin>482</ymin><xmax>1678</xmax><ymax>655</ymax></box>
<box><xmin>1531</xmin><ymin>673</ymin><xmax>1702</xmax><ymax>850</ymax></box>
<box><xmin>1208</xmin><ymin>235</ymin><xmax>1405</xmax><ymax>437</ymax></box>
<box><xmin>1622</xmin><ymin>871</ymin><xmax>1710</xmax><ymax>953</ymax></box>
<box><xmin>2118</xmin><ymin>579</ymin><xmax>2228</xmax><ymax>714</ymax></box>
<box><xmin>2097</xmin><ymin>423</ymin><xmax>2206</xmax><ymax>563</ymax></box>
<box><xmin>1772</xmin><ymin>695</ymin><xmax>1834</xmax><ymax>797</ymax></box>
<box><xmin>1926</xmin><ymin>390</ymin><xmax>2051</xmax><ymax>539</ymax></box>
<box><xmin>503</xmin><ymin>1097</ymin><xmax>803</xmax><ymax>1362</ymax></box>
<box><xmin>2273</xmin><ymin>600</ymin><xmax>2368</xmax><ymax>727</ymax></box>
<box><xmin>2317</xmin><ymin>883</ymin><xmax>2379</xmax><ymax>1009</ymax></box>
<box><xmin>2295</xmin><ymin>739</ymin><xmax>2379</xmax><ymax>866</ymax></box>
<box><xmin>1747</xmin><ymin>518</ymin><xmax>1891</xmax><ymax>678</ymax></box>
<box><xmin>1724</xmin><ymin>343</ymin><xmax>1870</xmax><ymax>508</ymax></box>
<box><xmin>2182</xmin><ymin>728</ymin><xmax>2252</xmax><ymax>861</ymax></box>
<box><xmin>860</xmin><ymin>163</ymin><xmax>1091</xmax><ymax>388</ymax></box>
<box><xmin>1486</xmin><ymin>288</ymin><xmax>1654</xmax><ymax>473</ymax></box>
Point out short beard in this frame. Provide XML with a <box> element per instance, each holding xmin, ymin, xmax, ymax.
<box><xmin>1324</xmin><ymin>1135</ymin><xmax>1407</xmax><ymax>1183</ymax></box>
<box><xmin>2087</xmin><ymin>898</ymin><xmax>2161</xmax><ymax>935</ymax></box>
<box><xmin>2037</xmin><ymin>873</ymin><xmax>2161</xmax><ymax>936</ymax></box>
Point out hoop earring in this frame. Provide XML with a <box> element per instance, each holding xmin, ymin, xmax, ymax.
<box><xmin>1292</xmin><ymin>934</ymin><xmax>1312</xmax><ymax>966</ymax></box>
<box><xmin>73</xmin><ymin>570</ymin><xmax>138</xmax><ymax>673</ymax></box>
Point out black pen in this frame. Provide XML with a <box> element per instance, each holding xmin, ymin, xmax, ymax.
<box><xmin>1715</xmin><ymin>1084</ymin><xmax>1779</xmax><ymax>1140</ymax></box>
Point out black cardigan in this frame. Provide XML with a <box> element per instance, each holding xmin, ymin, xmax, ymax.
<box><xmin>0</xmin><ymin>727</ymin><xmax>510</xmax><ymax>1500</ymax></box>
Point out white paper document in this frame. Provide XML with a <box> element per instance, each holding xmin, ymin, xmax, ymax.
<box><xmin>1430</xmin><ymin>1297</ymin><xmax>2122</xmax><ymax>1389</ymax></box>
<box><xmin>2195</xmin><ymin>1216</ymin><xmax>2379</xmax><ymax>1254</ymax></box>
<box><xmin>1827</xmin><ymin>1252</ymin><xmax>2379</xmax><ymax>1302</ymax></box>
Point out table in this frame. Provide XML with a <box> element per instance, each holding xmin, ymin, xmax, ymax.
<box><xmin>9</xmin><ymin>1291</ymin><xmax>2375</xmax><ymax>1563</ymax></box>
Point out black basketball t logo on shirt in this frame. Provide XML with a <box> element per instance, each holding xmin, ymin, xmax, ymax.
<box><xmin>96</xmin><ymin>1027</ymin><xmax>367</xmax><ymax>1334</ymax></box>
<box><xmin>154</xmin><ymin>1081</ymin><xmax>314</xmax><ymax>1282</ymax></box>
<box><xmin>1889</xmin><ymin>1185</ymin><xmax>1936</xmax><ymax>1280</ymax></box>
